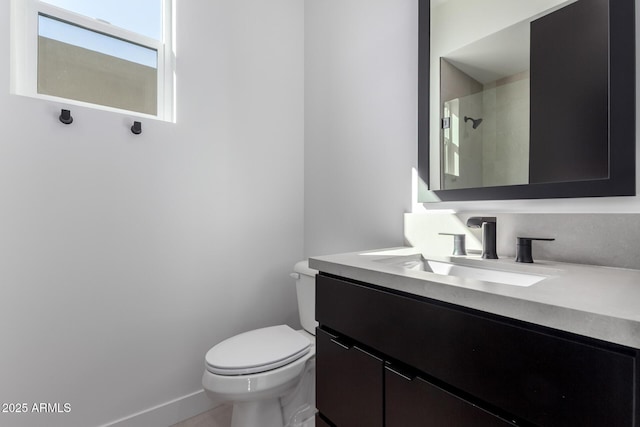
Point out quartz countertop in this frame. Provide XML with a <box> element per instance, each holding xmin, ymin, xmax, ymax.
<box><xmin>309</xmin><ymin>247</ymin><xmax>640</xmax><ymax>349</ymax></box>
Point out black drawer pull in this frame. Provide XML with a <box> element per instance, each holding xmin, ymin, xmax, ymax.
<box><xmin>330</xmin><ymin>337</ymin><xmax>353</xmax><ymax>350</ymax></box>
<box><xmin>386</xmin><ymin>364</ymin><xmax>417</xmax><ymax>381</ymax></box>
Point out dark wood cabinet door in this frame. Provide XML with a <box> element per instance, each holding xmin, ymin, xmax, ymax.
<box><xmin>386</xmin><ymin>366</ymin><xmax>515</xmax><ymax>427</ymax></box>
<box><xmin>316</xmin><ymin>328</ymin><xmax>383</xmax><ymax>427</ymax></box>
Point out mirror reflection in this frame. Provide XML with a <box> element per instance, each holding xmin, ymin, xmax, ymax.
<box><xmin>420</xmin><ymin>0</ymin><xmax>635</xmax><ymax>201</ymax></box>
<box><xmin>441</xmin><ymin>60</ymin><xmax>530</xmax><ymax>189</ymax></box>
<box><xmin>431</xmin><ymin>0</ymin><xmax>609</xmax><ymax>191</ymax></box>
<box><xmin>440</xmin><ymin>17</ymin><xmax>532</xmax><ymax>189</ymax></box>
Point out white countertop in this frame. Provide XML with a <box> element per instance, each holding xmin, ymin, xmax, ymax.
<box><xmin>309</xmin><ymin>247</ymin><xmax>640</xmax><ymax>349</ymax></box>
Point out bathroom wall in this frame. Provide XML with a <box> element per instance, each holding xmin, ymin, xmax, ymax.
<box><xmin>0</xmin><ymin>1</ymin><xmax>304</xmax><ymax>427</ymax></box>
<box><xmin>304</xmin><ymin>0</ymin><xmax>418</xmax><ymax>257</ymax></box>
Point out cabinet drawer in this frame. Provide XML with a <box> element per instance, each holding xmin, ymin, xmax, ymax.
<box><xmin>385</xmin><ymin>365</ymin><xmax>514</xmax><ymax>426</ymax></box>
<box><xmin>317</xmin><ymin>274</ymin><xmax>636</xmax><ymax>426</ymax></box>
<box><xmin>316</xmin><ymin>328</ymin><xmax>383</xmax><ymax>427</ymax></box>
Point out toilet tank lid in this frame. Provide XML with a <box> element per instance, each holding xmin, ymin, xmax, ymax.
<box><xmin>293</xmin><ymin>260</ymin><xmax>318</xmax><ymax>277</ymax></box>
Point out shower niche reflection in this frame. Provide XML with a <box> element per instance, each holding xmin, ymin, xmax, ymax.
<box><xmin>435</xmin><ymin>0</ymin><xmax>612</xmax><ymax>193</ymax></box>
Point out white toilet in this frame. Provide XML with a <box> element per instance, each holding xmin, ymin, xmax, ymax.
<box><xmin>202</xmin><ymin>261</ymin><xmax>318</xmax><ymax>427</ymax></box>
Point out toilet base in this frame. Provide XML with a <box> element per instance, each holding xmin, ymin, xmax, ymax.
<box><xmin>229</xmin><ymin>359</ymin><xmax>316</xmax><ymax>427</ymax></box>
<box><xmin>231</xmin><ymin>399</ymin><xmax>283</xmax><ymax>427</ymax></box>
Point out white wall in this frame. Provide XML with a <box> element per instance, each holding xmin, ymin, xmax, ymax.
<box><xmin>0</xmin><ymin>1</ymin><xmax>304</xmax><ymax>426</ymax></box>
<box><xmin>304</xmin><ymin>0</ymin><xmax>418</xmax><ymax>257</ymax></box>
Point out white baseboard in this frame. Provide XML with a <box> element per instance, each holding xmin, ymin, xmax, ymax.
<box><xmin>99</xmin><ymin>389</ymin><xmax>216</xmax><ymax>427</ymax></box>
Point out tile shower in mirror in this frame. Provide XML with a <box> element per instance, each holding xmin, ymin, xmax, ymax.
<box><xmin>441</xmin><ymin>56</ymin><xmax>530</xmax><ymax>189</ymax></box>
<box><xmin>438</xmin><ymin>11</ymin><xmax>534</xmax><ymax>190</ymax></box>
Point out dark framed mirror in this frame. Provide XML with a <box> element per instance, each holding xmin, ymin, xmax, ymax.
<box><xmin>418</xmin><ymin>0</ymin><xmax>636</xmax><ymax>202</ymax></box>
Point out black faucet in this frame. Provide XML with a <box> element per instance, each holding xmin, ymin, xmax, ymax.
<box><xmin>466</xmin><ymin>217</ymin><xmax>498</xmax><ymax>259</ymax></box>
<box><xmin>515</xmin><ymin>237</ymin><xmax>555</xmax><ymax>263</ymax></box>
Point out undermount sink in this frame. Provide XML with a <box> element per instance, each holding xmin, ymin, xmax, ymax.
<box><xmin>374</xmin><ymin>255</ymin><xmax>547</xmax><ymax>287</ymax></box>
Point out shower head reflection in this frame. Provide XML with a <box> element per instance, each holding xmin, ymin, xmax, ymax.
<box><xmin>464</xmin><ymin>116</ymin><xmax>483</xmax><ymax>129</ymax></box>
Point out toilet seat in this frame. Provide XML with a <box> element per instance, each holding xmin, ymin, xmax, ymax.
<box><xmin>205</xmin><ymin>325</ymin><xmax>311</xmax><ymax>375</ymax></box>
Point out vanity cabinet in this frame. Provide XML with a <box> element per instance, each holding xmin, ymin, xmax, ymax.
<box><xmin>315</xmin><ymin>274</ymin><xmax>639</xmax><ymax>426</ymax></box>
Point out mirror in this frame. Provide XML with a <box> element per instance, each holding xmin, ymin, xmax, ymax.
<box><xmin>418</xmin><ymin>0</ymin><xmax>636</xmax><ymax>202</ymax></box>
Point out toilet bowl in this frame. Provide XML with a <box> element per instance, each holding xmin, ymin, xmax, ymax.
<box><xmin>202</xmin><ymin>261</ymin><xmax>318</xmax><ymax>427</ymax></box>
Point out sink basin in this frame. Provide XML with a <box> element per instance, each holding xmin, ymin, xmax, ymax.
<box><xmin>424</xmin><ymin>260</ymin><xmax>546</xmax><ymax>287</ymax></box>
<box><xmin>374</xmin><ymin>255</ymin><xmax>547</xmax><ymax>287</ymax></box>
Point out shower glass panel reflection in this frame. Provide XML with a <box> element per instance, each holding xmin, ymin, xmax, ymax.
<box><xmin>441</xmin><ymin>61</ymin><xmax>530</xmax><ymax>190</ymax></box>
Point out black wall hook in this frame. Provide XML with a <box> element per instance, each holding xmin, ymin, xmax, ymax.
<box><xmin>131</xmin><ymin>121</ymin><xmax>142</xmax><ymax>135</ymax></box>
<box><xmin>59</xmin><ymin>109</ymin><xmax>73</xmax><ymax>125</ymax></box>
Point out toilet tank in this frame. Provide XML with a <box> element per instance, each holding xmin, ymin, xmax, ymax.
<box><xmin>292</xmin><ymin>261</ymin><xmax>318</xmax><ymax>335</ymax></box>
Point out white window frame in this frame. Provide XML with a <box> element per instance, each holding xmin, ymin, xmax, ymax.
<box><xmin>10</xmin><ymin>0</ymin><xmax>175</xmax><ymax>122</ymax></box>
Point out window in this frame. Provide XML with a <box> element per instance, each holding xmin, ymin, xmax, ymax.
<box><xmin>11</xmin><ymin>0</ymin><xmax>174</xmax><ymax>121</ymax></box>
